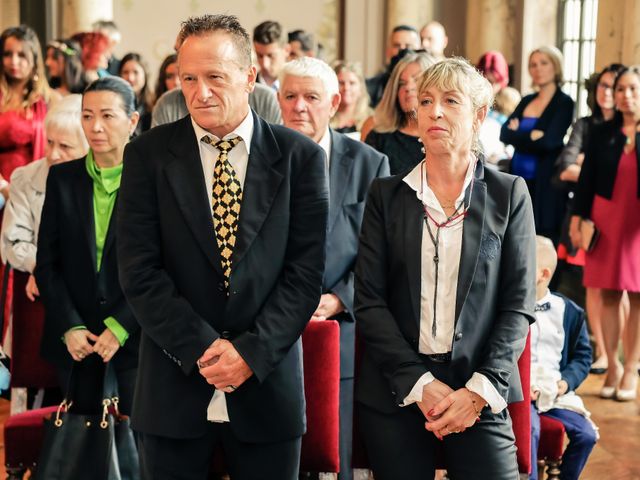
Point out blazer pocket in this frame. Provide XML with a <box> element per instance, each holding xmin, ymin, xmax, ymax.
<box><xmin>479</xmin><ymin>232</ymin><xmax>501</xmax><ymax>261</ymax></box>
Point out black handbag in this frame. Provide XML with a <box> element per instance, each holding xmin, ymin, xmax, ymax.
<box><xmin>33</xmin><ymin>362</ymin><xmax>139</xmax><ymax>480</ymax></box>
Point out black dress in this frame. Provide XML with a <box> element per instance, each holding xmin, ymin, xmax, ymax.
<box><xmin>365</xmin><ymin>129</ymin><xmax>423</xmax><ymax>175</ymax></box>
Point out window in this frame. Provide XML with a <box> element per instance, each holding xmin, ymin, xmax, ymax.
<box><xmin>559</xmin><ymin>0</ymin><xmax>598</xmax><ymax>118</ymax></box>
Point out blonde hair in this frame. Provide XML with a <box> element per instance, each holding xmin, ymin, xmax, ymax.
<box><xmin>529</xmin><ymin>45</ymin><xmax>564</xmax><ymax>87</ymax></box>
<box><xmin>330</xmin><ymin>60</ymin><xmax>372</xmax><ymax>131</ymax></box>
<box><xmin>536</xmin><ymin>235</ymin><xmax>558</xmax><ymax>275</ymax></box>
<box><xmin>373</xmin><ymin>52</ymin><xmax>436</xmax><ymax>133</ymax></box>
<box><xmin>494</xmin><ymin>86</ymin><xmax>521</xmax><ymax>117</ymax></box>
<box><xmin>417</xmin><ymin>57</ymin><xmax>494</xmax><ymax>154</ymax></box>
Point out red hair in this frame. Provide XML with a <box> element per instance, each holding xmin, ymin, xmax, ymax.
<box><xmin>476</xmin><ymin>51</ymin><xmax>509</xmax><ymax>89</ymax></box>
<box><xmin>71</xmin><ymin>31</ymin><xmax>109</xmax><ymax>70</ymax></box>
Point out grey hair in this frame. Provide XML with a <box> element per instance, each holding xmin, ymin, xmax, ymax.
<box><xmin>44</xmin><ymin>94</ymin><xmax>89</xmax><ymax>151</ymax></box>
<box><xmin>279</xmin><ymin>57</ymin><xmax>339</xmax><ymax>97</ymax></box>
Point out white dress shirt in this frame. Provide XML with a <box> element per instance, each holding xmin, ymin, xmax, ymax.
<box><xmin>531</xmin><ymin>290</ymin><xmax>565</xmax><ymax>373</ymax></box>
<box><xmin>400</xmin><ymin>158</ymin><xmax>507</xmax><ymax>413</ymax></box>
<box><xmin>191</xmin><ymin>112</ymin><xmax>254</xmax><ymax>423</ymax></box>
<box><xmin>318</xmin><ymin>128</ymin><xmax>331</xmax><ymax>170</ymax></box>
<box><xmin>0</xmin><ymin>158</ymin><xmax>49</xmax><ymax>273</ymax></box>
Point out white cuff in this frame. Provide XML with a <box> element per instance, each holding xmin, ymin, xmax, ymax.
<box><xmin>207</xmin><ymin>389</ymin><xmax>230</xmax><ymax>422</ymax></box>
<box><xmin>466</xmin><ymin>372</ymin><xmax>507</xmax><ymax>414</ymax></box>
<box><xmin>400</xmin><ymin>372</ymin><xmax>435</xmax><ymax>407</ymax></box>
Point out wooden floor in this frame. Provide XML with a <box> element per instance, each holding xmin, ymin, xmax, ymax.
<box><xmin>0</xmin><ymin>373</ymin><xmax>637</xmax><ymax>479</ymax></box>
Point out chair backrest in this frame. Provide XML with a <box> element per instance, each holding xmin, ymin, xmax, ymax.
<box><xmin>507</xmin><ymin>332</ymin><xmax>531</xmax><ymax>474</ymax></box>
<box><xmin>10</xmin><ymin>270</ymin><xmax>58</xmax><ymax>388</ymax></box>
<box><xmin>300</xmin><ymin>319</ymin><xmax>341</xmax><ymax>473</ymax></box>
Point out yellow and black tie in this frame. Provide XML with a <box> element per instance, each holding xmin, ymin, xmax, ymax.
<box><xmin>202</xmin><ymin>135</ymin><xmax>243</xmax><ymax>291</ymax></box>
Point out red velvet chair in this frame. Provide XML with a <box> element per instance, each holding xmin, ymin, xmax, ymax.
<box><xmin>208</xmin><ymin>319</ymin><xmax>341</xmax><ymax>477</ymax></box>
<box><xmin>353</xmin><ymin>334</ymin><xmax>532</xmax><ymax>474</ymax></box>
<box><xmin>537</xmin><ymin>415</ymin><xmax>566</xmax><ymax>480</ymax></box>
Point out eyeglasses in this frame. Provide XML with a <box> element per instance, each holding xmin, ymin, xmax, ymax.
<box><xmin>597</xmin><ymin>82</ymin><xmax>614</xmax><ymax>91</ymax></box>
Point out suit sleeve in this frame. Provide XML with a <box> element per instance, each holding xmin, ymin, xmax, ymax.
<box><xmin>475</xmin><ymin>176</ymin><xmax>536</xmax><ymax>401</ymax></box>
<box><xmin>35</xmin><ymin>167</ymin><xmax>85</xmax><ymax>334</ymax></box>
<box><xmin>329</xmin><ymin>153</ymin><xmax>390</xmax><ymax>321</ymax></box>
<box><xmin>572</xmin><ymin>129</ymin><xmax>599</xmax><ymax>219</ymax></box>
<box><xmin>555</xmin><ymin>117</ymin><xmax>587</xmax><ymax>174</ymax></box>
<box><xmin>560</xmin><ymin>307</ymin><xmax>592</xmax><ymax>392</ymax></box>
<box><xmin>355</xmin><ymin>179</ymin><xmax>430</xmax><ymax>404</ymax></box>
<box><xmin>232</xmin><ymin>147</ymin><xmax>329</xmax><ymax>382</ymax></box>
<box><xmin>117</xmin><ymin>141</ymin><xmax>218</xmax><ymax>375</ymax></box>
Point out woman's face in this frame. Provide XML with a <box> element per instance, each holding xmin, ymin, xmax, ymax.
<box><xmin>397</xmin><ymin>62</ymin><xmax>422</xmax><ymax>114</ymax></box>
<box><xmin>45</xmin><ymin>47</ymin><xmax>64</xmax><ymax>79</ymax></box>
<box><xmin>614</xmin><ymin>72</ymin><xmax>640</xmax><ymax>116</ymax></box>
<box><xmin>596</xmin><ymin>71</ymin><xmax>616</xmax><ymax>111</ymax></box>
<box><xmin>164</xmin><ymin>61</ymin><xmax>180</xmax><ymax>91</ymax></box>
<box><xmin>417</xmin><ymin>84</ymin><xmax>484</xmax><ymax>156</ymax></box>
<box><xmin>45</xmin><ymin>126</ymin><xmax>88</xmax><ymax>166</ymax></box>
<box><xmin>120</xmin><ymin>59</ymin><xmax>146</xmax><ymax>95</ymax></box>
<box><xmin>2</xmin><ymin>36</ymin><xmax>34</xmax><ymax>83</ymax></box>
<box><xmin>528</xmin><ymin>52</ymin><xmax>556</xmax><ymax>88</ymax></box>
<box><xmin>337</xmin><ymin>70</ymin><xmax>361</xmax><ymax>108</ymax></box>
<box><xmin>81</xmin><ymin>91</ymin><xmax>138</xmax><ymax>157</ymax></box>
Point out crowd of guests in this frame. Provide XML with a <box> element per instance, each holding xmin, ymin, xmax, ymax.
<box><xmin>0</xmin><ymin>11</ymin><xmax>638</xmax><ymax>480</ymax></box>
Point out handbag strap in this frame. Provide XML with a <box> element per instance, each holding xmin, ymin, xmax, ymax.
<box><xmin>63</xmin><ymin>358</ymin><xmax>119</xmax><ymax>409</ymax></box>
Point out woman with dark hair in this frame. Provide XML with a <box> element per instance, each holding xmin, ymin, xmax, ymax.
<box><xmin>500</xmin><ymin>46</ymin><xmax>574</xmax><ymax>242</ymax></box>
<box><xmin>0</xmin><ymin>25</ymin><xmax>57</xmax><ymax>208</ymax></box>
<box><xmin>571</xmin><ymin>65</ymin><xmax>640</xmax><ymax>401</ymax></box>
<box><xmin>119</xmin><ymin>52</ymin><xmax>153</xmax><ymax>134</ymax></box>
<box><xmin>364</xmin><ymin>51</ymin><xmax>436</xmax><ymax>174</ymax></box>
<box><xmin>36</xmin><ymin>76</ymin><xmax>140</xmax><ymax>415</ymax></box>
<box><xmin>154</xmin><ymin>53</ymin><xmax>180</xmax><ymax>102</ymax></box>
<box><xmin>45</xmin><ymin>38</ymin><xmax>86</xmax><ymax>95</ymax></box>
<box><xmin>556</xmin><ymin>64</ymin><xmax>625</xmax><ymax>374</ymax></box>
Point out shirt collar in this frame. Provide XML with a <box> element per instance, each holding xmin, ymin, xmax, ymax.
<box><xmin>85</xmin><ymin>150</ymin><xmax>123</xmax><ymax>194</ymax></box>
<box><xmin>191</xmin><ymin>110</ymin><xmax>254</xmax><ymax>156</ymax></box>
<box><xmin>403</xmin><ymin>154</ymin><xmax>476</xmax><ymax>210</ymax></box>
<box><xmin>318</xmin><ymin>128</ymin><xmax>331</xmax><ymax>165</ymax></box>
<box><xmin>536</xmin><ymin>289</ymin><xmax>553</xmax><ymax>307</ymax></box>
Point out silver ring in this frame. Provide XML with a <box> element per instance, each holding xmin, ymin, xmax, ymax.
<box><xmin>226</xmin><ymin>385</ymin><xmax>237</xmax><ymax>391</ymax></box>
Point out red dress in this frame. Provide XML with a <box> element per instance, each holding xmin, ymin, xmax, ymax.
<box><xmin>584</xmin><ymin>148</ymin><xmax>640</xmax><ymax>291</ymax></box>
<box><xmin>0</xmin><ymin>98</ymin><xmax>47</xmax><ymax>179</ymax></box>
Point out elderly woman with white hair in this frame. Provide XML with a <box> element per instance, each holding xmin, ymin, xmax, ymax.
<box><xmin>354</xmin><ymin>58</ymin><xmax>536</xmax><ymax>479</ymax></box>
<box><xmin>1</xmin><ymin>94</ymin><xmax>88</xmax><ymax>300</ymax></box>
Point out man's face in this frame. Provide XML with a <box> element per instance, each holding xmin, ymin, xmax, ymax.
<box><xmin>420</xmin><ymin>24</ymin><xmax>448</xmax><ymax>58</ymax></box>
<box><xmin>179</xmin><ymin>32</ymin><xmax>256</xmax><ymax>138</ymax></box>
<box><xmin>253</xmin><ymin>41</ymin><xmax>290</xmax><ymax>81</ymax></box>
<box><xmin>386</xmin><ymin>30</ymin><xmax>420</xmax><ymax>62</ymax></box>
<box><xmin>278</xmin><ymin>75</ymin><xmax>340</xmax><ymax>143</ymax></box>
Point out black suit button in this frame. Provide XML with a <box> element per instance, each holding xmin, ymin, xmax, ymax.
<box><xmin>222</xmin><ymin>331</ymin><xmax>231</xmax><ymax>339</ymax></box>
<box><xmin>217</xmin><ymin>283</ymin><xmax>225</xmax><ymax>292</ymax></box>
<box><xmin>454</xmin><ymin>332</ymin><xmax>463</xmax><ymax>341</ymax></box>
<box><xmin>99</xmin><ymin>297</ymin><xmax>107</xmax><ymax>305</ymax></box>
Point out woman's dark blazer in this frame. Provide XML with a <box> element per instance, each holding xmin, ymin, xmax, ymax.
<box><xmin>354</xmin><ymin>160</ymin><xmax>536</xmax><ymax>413</ymax></box>
<box><xmin>573</xmin><ymin>120</ymin><xmax>640</xmax><ymax>218</ymax></box>
<box><xmin>35</xmin><ymin>157</ymin><xmax>140</xmax><ymax>370</ymax></box>
<box><xmin>500</xmin><ymin>88</ymin><xmax>574</xmax><ymax>236</ymax></box>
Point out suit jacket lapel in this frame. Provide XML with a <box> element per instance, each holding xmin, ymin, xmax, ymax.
<box><xmin>454</xmin><ymin>161</ymin><xmax>486</xmax><ymax>321</ymax></box>
<box><xmin>403</xmin><ymin>183</ymin><xmax>423</xmax><ymax>328</ymax></box>
<box><xmin>164</xmin><ymin>117</ymin><xmax>225</xmax><ymax>278</ymax></box>
<box><xmin>102</xmin><ymin>196</ymin><xmax>118</xmax><ymax>262</ymax></box>
<box><xmin>328</xmin><ymin>130</ymin><xmax>354</xmax><ymax>232</ymax></box>
<box><xmin>73</xmin><ymin>163</ymin><xmax>97</xmax><ymax>272</ymax></box>
<box><xmin>233</xmin><ymin>112</ymin><xmax>284</xmax><ymax>267</ymax></box>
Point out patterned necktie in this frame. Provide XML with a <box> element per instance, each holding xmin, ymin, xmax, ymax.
<box><xmin>202</xmin><ymin>135</ymin><xmax>243</xmax><ymax>291</ymax></box>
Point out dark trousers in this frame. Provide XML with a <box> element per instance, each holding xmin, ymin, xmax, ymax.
<box><xmin>138</xmin><ymin>423</ymin><xmax>302</xmax><ymax>480</ymax></box>
<box><xmin>530</xmin><ymin>404</ymin><xmax>597</xmax><ymax>480</ymax></box>
<box><xmin>338</xmin><ymin>377</ymin><xmax>354</xmax><ymax>480</ymax></box>
<box><xmin>359</xmin><ymin>402</ymin><xmax>518</xmax><ymax>480</ymax></box>
<box><xmin>56</xmin><ymin>355</ymin><xmax>137</xmax><ymax>416</ymax></box>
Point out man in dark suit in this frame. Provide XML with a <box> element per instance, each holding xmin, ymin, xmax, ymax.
<box><xmin>117</xmin><ymin>14</ymin><xmax>328</xmax><ymax>480</ymax></box>
<box><xmin>278</xmin><ymin>57</ymin><xmax>389</xmax><ymax>480</ymax></box>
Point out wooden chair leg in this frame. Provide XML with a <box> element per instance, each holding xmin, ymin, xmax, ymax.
<box><xmin>545</xmin><ymin>459</ymin><xmax>562</xmax><ymax>480</ymax></box>
<box><xmin>5</xmin><ymin>466</ymin><xmax>26</xmax><ymax>480</ymax></box>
